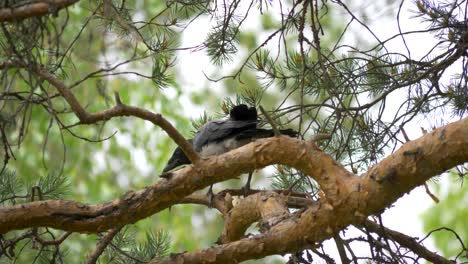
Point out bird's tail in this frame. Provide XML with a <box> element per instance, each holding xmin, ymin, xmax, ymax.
<box><xmin>235</xmin><ymin>128</ymin><xmax>298</xmax><ymax>140</ymax></box>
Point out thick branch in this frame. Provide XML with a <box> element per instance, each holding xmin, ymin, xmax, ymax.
<box><xmin>0</xmin><ymin>117</ymin><xmax>467</xmax><ymax>262</ymax></box>
<box><xmin>0</xmin><ymin>134</ymin><xmax>347</xmax><ymax>234</ymax></box>
<box><xmin>0</xmin><ymin>0</ymin><xmax>79</xmax><ymax>22</ymax></box>
<box><xmin>149</xmin><ymin>117</ymin><xmax>468</xmax><ymax>263</ymax></box>
<box><xmin>363</xmin><ymin>220</ymin><xmax>453</xmax><ymax>264</ymax></box>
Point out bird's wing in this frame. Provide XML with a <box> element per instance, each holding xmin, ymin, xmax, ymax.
<box><xmin>161</xmin><ymin>139</ymin><xmax>193</xmax><ymax>173</ymax></box>
<box><xmin>193</xmin><ymin>119</ymin><xmax>257</xmax><ymax>151</ymax></box>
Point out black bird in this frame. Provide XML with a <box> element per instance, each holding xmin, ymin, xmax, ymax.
<box><xmin>162</xmin><ymin>104</ymin><xmax>297</xmax><ymax>196</ymax></box>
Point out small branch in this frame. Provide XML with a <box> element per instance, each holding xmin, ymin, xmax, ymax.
<box><xmin>0</xmin><ymin>61</ymin><xmax>199</xmax><ymax>164</ymax></box>
<box><xmin>333</xmin><ymin>234</ymin><xmax>350</xmax><ymax>264</ymax></box>
<box><xmin>218</xmin><ymin>188</ymin><xmax>310</xmax><ymax>198</ymax></box>
<box><xmin>259</xmin><ymin>105</ymin><xmax>280</xmax><ymax>136</ymax></box>
<box><xmin>423</xmin><ymin>182</ymin><xmax>440</xmax><ymax>203</ymax></box>
<box><xmin>34</xmin><ymin>231</ymin><xmax>72</xmax><ymax>246</ymax></box>
<box><xmin>114</xmin><ymin>92</ymin><xmax>122</xmax><ymax>106</ymax></box>
<box><xmin>363</xmin><ymin>219</ymin><xmax>453</xmax><ymax>264</ymax></box>
<box><xmin>310</xmin><ymin>133</ymin><xmax>332</xmax><ymax>143</ymax></box>
<box><xmin>180</xmin><ymin>190</ymin><xmax>314</xmax><ymax>213</ymax></box>
<box><xmin>35</xmin><ymin>65</ymin><xmax>198</xmax><ymax>164</ymax></box>
<box><xmin>0</xmin><ymin>0</ymin><xmax>80</xmax><ymax>22</ymax></box>
<box><xmin>86</xmin><ymin>227</ymin><xmax>122</xmax><ymax>264</ymax></box>
<box><xmin>180</xmin><ymin>192</ymin><xmax>229</xmax><ymax>215</ymax></box>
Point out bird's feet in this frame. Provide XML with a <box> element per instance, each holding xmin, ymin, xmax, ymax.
<box><xmin>241</xmin><ymin>183</ymin><xmax>250</xmax><ymax>197</ymax></box>
<box><xmin>242</xmin><ymin>172</ymin><xmax>253</xmax><ymax>197</ymax></box>
<box><xmin>206</xmin><ymin>185</ymin><xmax>214</xmax><ymax>208</ymax></box>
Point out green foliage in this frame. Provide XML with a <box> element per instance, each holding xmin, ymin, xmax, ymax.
<box><xmin>0</xmin><ymin>169</ymin><xmax>22</xmax><ymax>203</ymax></box>
<box><xmin>190</xmin><ymin>111</ymin><xmax>212</xmax><ymax>134</ymax></box>
<box><xmin>422</xmin><ymin>172</ymin><xmax>468</xmax><ymax>261</ymax></box>
<box><xmin>103</xmin><ymin>227</ymin><xmax>170</xmax><ymax>263</ymax></box>
<box><xmin>36</xmin><ymin>172</ymin><xmax>70</xmax><ymax>200</ymax></box>
<box><xmin>206</xmin><ymin>23</ymin><xmax>240</xmax><ymax>65</ymax></box>
<box><xmin>0</xmin><ymin>168</ymin><xmax>69</xmax><ymax>204</ymax></box>
<box><xmin>270</xmin><ymin>166</ymin><xmax>317</xmax><ymax>195</ymax></box>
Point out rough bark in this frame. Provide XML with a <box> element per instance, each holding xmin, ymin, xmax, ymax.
<box><xmin>0</xmin><ymin>117</ymin><xmax>466</xmax><ymax>239</ymax></box>
<box><xmin>148</xmin><ymin>117</ymin><xmax>468</xmax><ymax>263</ymax></box>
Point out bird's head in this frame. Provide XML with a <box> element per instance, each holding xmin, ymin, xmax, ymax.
<box><xmin>229</xmin><ymin>104</ymin><xmax>257</xmax><ymax>121</ymax></box>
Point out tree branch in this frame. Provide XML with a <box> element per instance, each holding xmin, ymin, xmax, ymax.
<box><xmin>334</xmin><ymin>234</ymin><xmax>350</xmax><ymax>264</ymax></box>
<box><xmin>0</xmin><ymin>61</ymin><xmax>199</xmax><ymax>165</ymax></box>
<box><xmin>363</xmin><ymin>220</ymin><xmax>453</xmax><ymax>264</ymax></box>
<box><xmin>37</xmin><ymin>65</ymin><xmax>199</xmax><ymax>164</ymax></box>
<box><xmin>0</xmin><ymin>116</ymin><xmax>465</xmax><ymax>263</ymax></box>
<box><xmin>180</xmin><ymin>192</ymin><xmax>231</xmax><ymax>215</ymax></box>
<box><xmin>148</xmin><ymin>116</ymin><xmax>468</xmax><ymax>263</ymax></box>
<box><xmin>0</xmin><ymin>0</ymin><xmax>80</xmax><ymax>22</ymax></box>
<box><xmin>86</xmin><ymin>227</ymin><xmax>122</xmax><ymax>264</ymax></box>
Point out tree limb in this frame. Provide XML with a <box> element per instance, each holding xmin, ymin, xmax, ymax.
<box><xmin>0</xmin><ymin>117</ymin><xmax>465</xmax><ymax>264</ymax></box>
<box><xmin>333</xmin><ymin>234</ymin><xmax>350</xmax><ymax>264</ymax></box>
<box><xmin>0</xmin><ymin>0</ymin><xmax>80</xmax><ymax>22</ymax></box>
<box><xmin>148</xmin><ymin>116</ymin><xmax>468</xmax><ymax>263</ymax></box>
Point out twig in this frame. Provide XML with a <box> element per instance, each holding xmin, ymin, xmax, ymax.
<box><xmin>34</xmin><ymin>232</ymin><xmax>72</xmax><ymax>246</ymax></box>
<box><xmin>86</xmin><ymin>227</ymin><xmax>123</xmax><ymax>264</ymax></box>
<box><xmin>363</xmin><ymin>219</ymin><xmax>453</xmax><ymax>264</ymax></box>
<box><xmin>423</xmin><ymin>183</ymin><xmax>440</xmax><ymax>203</ymax></box>
<box><xmin>333</xmin><ymin>234</ymin><xmax>350</xmax><ymax>264</ymax></box>
<box><xmin>259</xmin><ymin>105</ymin><xmax>280</xmax><ymax>136</ymax></box>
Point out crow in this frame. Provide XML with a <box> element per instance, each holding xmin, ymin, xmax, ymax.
<box><xmin>162</xmin><ymin>104</ymin><xmax>297</xmax><ymax>197</ymax></box>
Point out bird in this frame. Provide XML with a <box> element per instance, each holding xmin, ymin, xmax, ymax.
<box><xmin>161</xmin><ymin>104</ymin><xmax>297</xmax><ymax>198</ymax></box>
